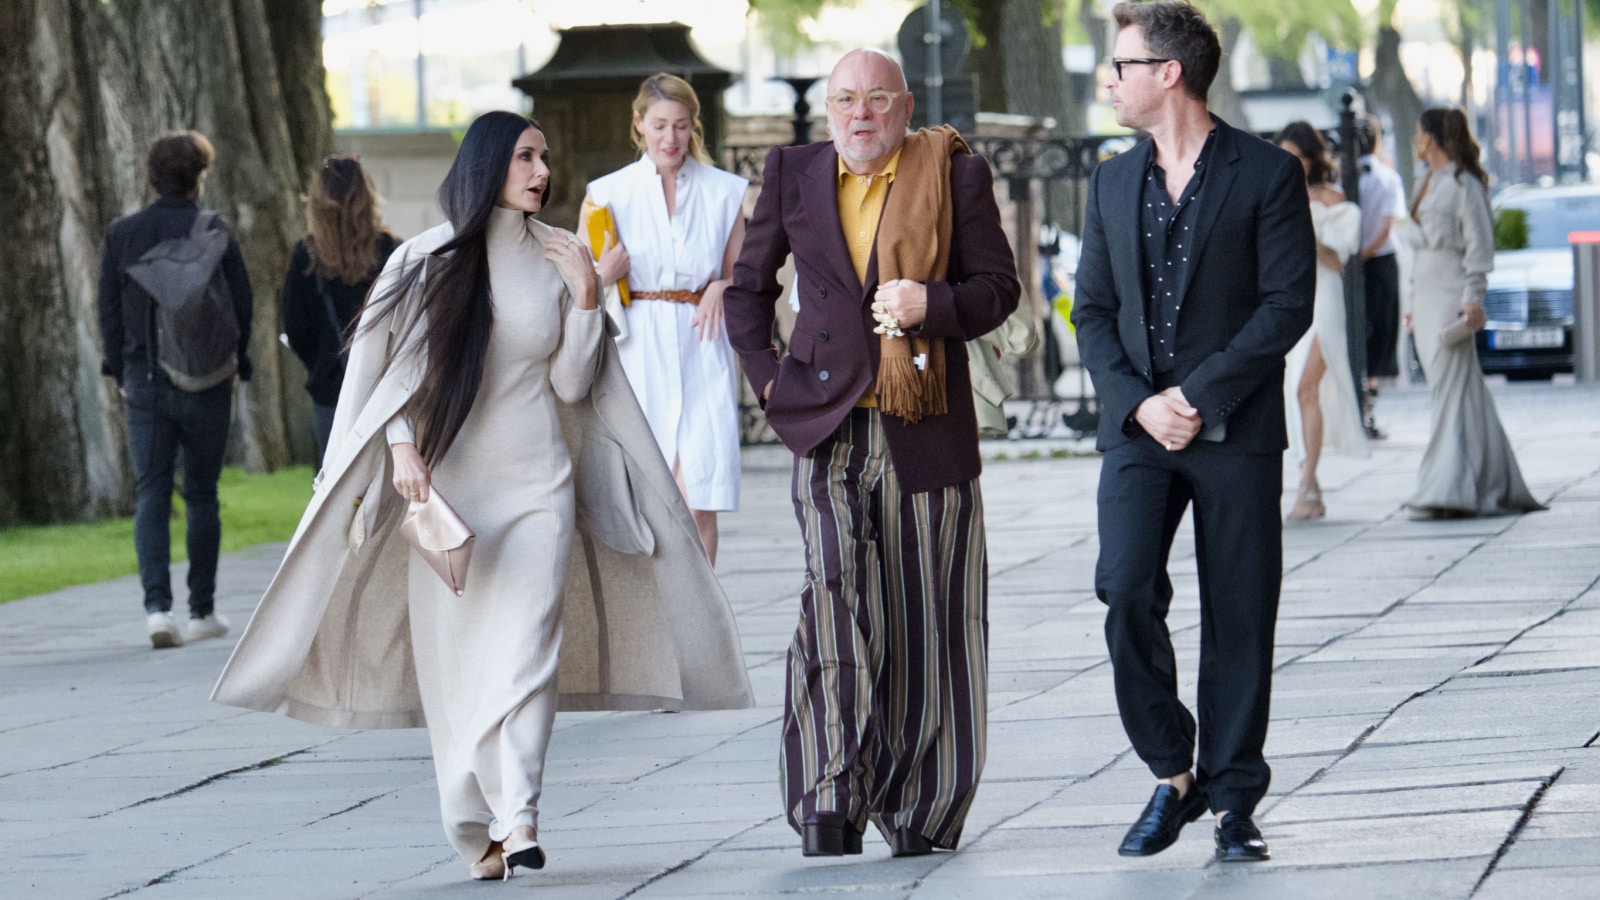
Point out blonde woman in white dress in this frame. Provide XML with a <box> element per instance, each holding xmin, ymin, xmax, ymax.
<box><xmin>583</xmin><ymin>73</ymin><xmax>749</xmax><ymax>563</ymax></box>
<box><xmin>1275</xmin><ymin>122</ymin><xmax>1369</xmax><ymax>520</ymax></box>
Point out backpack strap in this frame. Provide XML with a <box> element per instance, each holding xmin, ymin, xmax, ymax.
<box><xmin>189</xmin><ymin>210</ymin><xmax>222</xmax><ymax>239</ymax></box>
<box><xmin>318</xmin><ymin>277</ymin><xmax>350</xmax><ymax>376</ymax></box>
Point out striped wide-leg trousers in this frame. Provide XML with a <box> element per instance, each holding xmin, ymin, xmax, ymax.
<box><xmin>782</xmin><ymin>407</ymin><xmax>988</xmax><ymax>849</ymax></box>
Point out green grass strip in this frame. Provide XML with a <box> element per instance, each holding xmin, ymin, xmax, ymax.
<box><xmin>0</xmin><ymin>466</ymin><xmax>314</xmax><ymax>604</ymax></box>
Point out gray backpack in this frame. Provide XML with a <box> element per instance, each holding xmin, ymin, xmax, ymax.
<box><xmin>124</xmin><ymin>211</ymin><xmax>240</xmax><ymax>391</ymax></box>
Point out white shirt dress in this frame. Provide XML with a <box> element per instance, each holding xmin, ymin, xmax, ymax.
<box><xmin>587</xmin><ymin>156</ymin><xmax>748</xmax><ymax>511</ymax></box>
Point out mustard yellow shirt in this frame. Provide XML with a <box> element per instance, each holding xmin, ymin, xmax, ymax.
<box><xmin>837</xmin><ymin>148</ymin><xmax>902</xmax><ymax>407</ymax></box>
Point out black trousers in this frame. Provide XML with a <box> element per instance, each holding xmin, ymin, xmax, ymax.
<box><xmin>1364</xmin><ymin>253</ymin><xmax>1401</xmax><ymax>379</ymax></box>
<box><xmin>1095</xmin><ymin>436</ymin><xmax>1282</xmax><ymax>816</ymax></box>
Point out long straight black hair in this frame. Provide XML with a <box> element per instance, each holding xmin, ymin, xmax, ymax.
<box><xmin>361</xmin><ymin>111</ymin><xmax>544</xmax><ymax>467</ymax></box>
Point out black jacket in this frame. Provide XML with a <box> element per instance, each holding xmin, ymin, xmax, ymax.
<box><xmin>97</xmin><ymin>196</ymin><xmax>254</xmax><ymax>388</ymax></box>
<box><xmin>1070</xmin><ymin>118</ymin><xmax>1316</xmax><ymax>454</ymax></box>
<box><xmin>280</xmin><ymin>235</ymin><xmax>398</xmax><ymax>406</ymax></box>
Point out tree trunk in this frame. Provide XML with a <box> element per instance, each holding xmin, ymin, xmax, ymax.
<box><xmin>263</xmin><ymin>0</ymin><xmax>335</xmax><ymax>185</ymax></box>
<box><xmin>968</xmin><ymin>0</ymin><xmax>1008</xmax><ymax>114</ymax></box>
<box><xmin>0</xmin><ymin>0</ymin><xmax>327</xmax><ymax>525</ymax></box>
<box><xmin>1210</xmin><ymin>18</ymin><xmax>1251</xmax><ymax>130</ymax></box>
<box><xmin>999</xmin><ymin>0</ymin><xmax>1077</xmax><ymax>132</ymax></box>
<box><xmin>1369</xmin><ymin>24</ymin><xmax>1425</xmax><ymax>197</ymax></box>
<box><xmin>1267</xmin><ymin>56</ymin><xmax>1307</xmax><ymax>90</ymax></box>
<box><xmin>0</xmin><ymin>0</ymin><xmax>102</xmax><ymax>523</ymax></box>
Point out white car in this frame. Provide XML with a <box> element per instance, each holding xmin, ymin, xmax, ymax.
<box><xmin>1483</xmin><ymin>183</ymin><xmax>1599</xmax><ymax>377</ymax></box>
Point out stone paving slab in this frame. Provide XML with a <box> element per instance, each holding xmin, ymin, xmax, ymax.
<box><xmin>1</xmin><ymin>380</ymin><xmax>1598</xmax><ymax>899</ymax></box>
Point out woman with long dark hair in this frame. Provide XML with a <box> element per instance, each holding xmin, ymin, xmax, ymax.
<box><xmin>212</xmin><ymin>111</ymin><xmax>754</xmax><ymax>881</ymax></box>
<box><xmin>281</xmin><ymin>155</ymin><xmax>398</xmax><ymax>464</ymax></box>
<box><xmin>1403</xmin><ymin>107</ymin><xmax>1542</xmax><ymax>517</ymax></box>
<box><xmin>1274</xmin><ymin>121</ymin><xmax>1368</xmax><ymax>520</ymax></box>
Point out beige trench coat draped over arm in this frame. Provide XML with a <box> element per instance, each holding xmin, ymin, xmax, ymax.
<box><xmin>211</xmin><ymin>222</ymin><xmax>754</xmax><ymax>729</ymax></box>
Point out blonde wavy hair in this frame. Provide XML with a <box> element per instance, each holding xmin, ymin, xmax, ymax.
<box><xmin>305</xmin><ymin>156</ymin><xmax>397</xmax><ymax>285</ymax></box>
<box><xmin>630</xmin><ymin>73</ymin><xmax>712</xmax><ymax>164</ymax></box>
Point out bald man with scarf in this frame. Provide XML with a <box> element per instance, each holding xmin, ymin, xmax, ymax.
<box><xmin>724</xmin><ymin>48</ymin><xmax>1020</xmax><ymax>859</ymax></box>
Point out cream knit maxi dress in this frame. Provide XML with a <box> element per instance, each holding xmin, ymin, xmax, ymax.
<box><xmin>390</xmin><ymin>205</ymin><xmax>603</xmax><ymax>862</ymax></box>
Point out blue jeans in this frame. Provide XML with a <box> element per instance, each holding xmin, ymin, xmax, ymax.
<box><xmin>124</xmin><ymin>376</ymin><xmax>233</xmax><ymax>616</ymax></box>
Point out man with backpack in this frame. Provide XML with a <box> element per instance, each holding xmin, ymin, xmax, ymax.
<box><xmin>97</xmin><ymin>130</ymin><xmax>253</xmax><ymax>649</ymax></box>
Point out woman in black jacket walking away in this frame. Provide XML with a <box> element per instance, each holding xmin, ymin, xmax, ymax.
<box><xmin>282</xmin><ymin>155</ymin><xmax>399</xmax><ymax>464</ymax></box>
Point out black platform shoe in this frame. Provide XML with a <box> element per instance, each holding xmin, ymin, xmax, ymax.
<box><xmin>801</xmin><ymin>818</ymin><xmax>864</xmax><ymax>857</ymax></box>
<box><xmin>887</xmin><ymin>828</ymin><xmax>936</xmax><ymax>857</ymax></box>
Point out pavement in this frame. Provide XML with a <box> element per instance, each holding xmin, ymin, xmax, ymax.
<box><xmin>2</xmin><ymin>378</ymin><xmax>1599</xmax><ymax>900</ymax></box>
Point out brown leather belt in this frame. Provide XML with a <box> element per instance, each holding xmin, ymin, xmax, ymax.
<box><xmin>632</xmin><ymin>290</ymin><xmax>703</xmax><ymax>305</ymax></box>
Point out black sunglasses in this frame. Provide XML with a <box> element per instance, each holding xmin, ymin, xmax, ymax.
<box><xmin>1110</xmin><ymin>57</ymin><xmax>1174</xmax><ymax>80</ymax></box>
<box><xmin>322</xmin><ymin>154</ymin><xmax>360</xmax><ymax>168</ymax></box>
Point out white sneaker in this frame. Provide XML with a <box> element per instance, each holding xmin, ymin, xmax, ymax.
<box><xmin>147</xmin><ymin>612</ymin><xmax>183</xmax><ymax>649</ymax></box>
<box><xmin>185</xmin><ymin>612</ymin><xmax>231</xmax><ymax>641</ymax></box>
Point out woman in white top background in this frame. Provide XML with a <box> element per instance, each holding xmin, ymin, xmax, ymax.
<box><xmin>1274</xmin><ymin>121</ymin><xmax>1369</xmax><ymax>521</ymax></box>
<box><xmin>583</xmin><ymin>73</ymin><xmax>749</xmax><ymax>564</ymax></box>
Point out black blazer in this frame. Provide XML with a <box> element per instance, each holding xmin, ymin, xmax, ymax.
<box><xmin>1071</xmin><ymin>117</ymin><xmax>1315</xmax><ymax>454</ymax></box>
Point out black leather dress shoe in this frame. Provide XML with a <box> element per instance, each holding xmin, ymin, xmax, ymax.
<box><xmin>887</xmin><ymin>828</ymin><xmax>935</xmax><ymax>857</ymax></box>
<box><xmin>801</xmin><ymin>820</ymin><xmax>864</xmax><ymax>856</ymax></box>
<box><xmin>1214</xmin><ymin>812</ymin><xmax>1270</xmax><ymax>861</ymax></box>
<box><xmin>1117</xmin><ymin>784</ymin><xmax>1208</xmax><ymax>857</ymax></box>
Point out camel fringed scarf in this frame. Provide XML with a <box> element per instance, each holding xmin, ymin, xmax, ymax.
<box><xmin>873</xmin><ymin>126</ymin><xmax>969</xmax><ymax>423</ymax></box>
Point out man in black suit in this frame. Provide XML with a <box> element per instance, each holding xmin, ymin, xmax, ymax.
<box><xmin>1070</xmin><ymin>1</ymin><xmax>1314</xmax><ymax>863</ymax></box>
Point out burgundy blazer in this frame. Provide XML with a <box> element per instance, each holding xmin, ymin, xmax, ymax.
<box><xmin>724</xmin><ymin>141</ymin><xmax>1020</xmax><ymax>494</ymax></box>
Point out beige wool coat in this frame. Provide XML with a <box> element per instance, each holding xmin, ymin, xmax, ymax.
<box><xmin>211</xmin><ymin>220</ymin><xmax>755</xmax><ymax>729</ymax></box>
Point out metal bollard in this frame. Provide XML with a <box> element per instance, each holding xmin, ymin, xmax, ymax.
<box><xmin>1573</xmin><ymin>231</ymin><xmax>1600</xmax><ymax>382</ymax></box>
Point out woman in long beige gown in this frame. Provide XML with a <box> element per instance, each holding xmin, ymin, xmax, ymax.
<box><xmin>212</xmin><ymin>110</ymin><xmax>756</xmax><ymax>885</ymax></box>
<box><xmin>381</xmin><ymin>112</ymin><xmax>603</xmax><ymax>880</ymax></box>
<box><xmin>1404</xmin><ymin>107</ymin><xmax>1543</xmax><ymax>518</ymax></box>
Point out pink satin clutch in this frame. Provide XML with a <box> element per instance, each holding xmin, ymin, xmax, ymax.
<box><xmin>400</xmin><ymin>489</ymin><xmax>475</xmax><ymax>596</ymax></box>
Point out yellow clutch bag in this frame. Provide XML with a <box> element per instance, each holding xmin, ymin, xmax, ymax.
<box><xmin>581</xmin><ymin>200</ymin><xmax>630</xmax><ymax>306</ymax></box>
<box><xmin>400</xmin><ymin>489</ymin><xmax>475</xmax><ymax>597</ymax></box>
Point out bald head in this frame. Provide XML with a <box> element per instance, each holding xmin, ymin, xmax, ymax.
<box><xmin>827</xmin><ymin>48</ymin><xmax>908</xmax><ymax>95</ymax></box>
<box><xmin>826</xmin><ymin>48</ymin><xmax>915</xmax><ymax>175</ymax></box>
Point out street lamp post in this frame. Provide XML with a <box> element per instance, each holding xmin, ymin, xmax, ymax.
<box><xmin>1339</xmin><ymin>92</ymin><xmax>1368</xmax><ymax>412</ymax></box>
<box><xmin>925</xmin><ymin>0</ymin><xmax>944</xmax><ymax>127</ymax></box>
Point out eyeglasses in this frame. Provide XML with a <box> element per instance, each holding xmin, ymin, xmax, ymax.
<box><xmin>322</xmin><ymin>154</ymin><xmax>360</xmax><ymax>168</ymax></box>
<box><xmin>1109</xmin><ymin>57</ymin><xmax>1173</xmax><ymax>81</ymax></box>
<box><xmin>826</xmin><ymin>90</ymin><xmax>907</xmax><ymax>115</ymax></box>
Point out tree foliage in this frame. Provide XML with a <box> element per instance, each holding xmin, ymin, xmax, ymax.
<box><xmin>1202</xmin><ymin>0</ymin><xmax>1362</xmax><ymax>62</ymax></box>
<box><xmin>745</xmin><ymin>0</ymin><xmax>861</xmax><ymax>55</ymax></box>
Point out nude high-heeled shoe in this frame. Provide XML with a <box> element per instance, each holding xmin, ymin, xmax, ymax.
<box><xmin>1287</xmin><ymin>481</ymin><xmax>1326</xmax><ymax>521</ymax></box>
<box><xmin>502</xmin><ymin>825</ymin><xmax>545</xmax><ymax>876</ymax></box>
<box><xmin>469</xmin><ymin>841</ymin><xmax>505</xmax><ymax>881</ymax></box>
